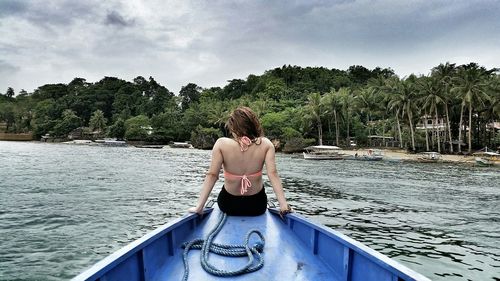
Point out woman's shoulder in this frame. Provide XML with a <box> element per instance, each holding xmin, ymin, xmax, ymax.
<box><xmin>215</xmin><ymin>136</ymin><xmax>272</xmax><ymax>149</ymax></box>
<box><xmin>258</xmin><ymin>137</ymin><xmax>274</xmax><ymax>147</ymax></box>
<box><xmin>215</xmin><ymin>137</ymin><xmax>233</xmax><ymax>145</ymax></box>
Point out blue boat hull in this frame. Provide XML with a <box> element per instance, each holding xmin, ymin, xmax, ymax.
<box><xmin>72</xmin><ymin>206</ymin><xmax>430</xmax><ymax>281</ymax></box>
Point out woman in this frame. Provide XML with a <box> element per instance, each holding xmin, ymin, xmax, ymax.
<box><xmin>189</xmin><ymin>106</ymin><xmax>291</xmax><ymax>216</ymax></box>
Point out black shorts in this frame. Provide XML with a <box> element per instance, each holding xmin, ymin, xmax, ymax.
<box><xmin>217</xmin><ymin>186</ymin><xmax>267</xmax><ymax>216</ymax></box>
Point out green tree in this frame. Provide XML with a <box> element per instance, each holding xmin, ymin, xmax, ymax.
<box><xmin>5</xmin><ymin>87</ymin><xmax>15</xmax><ymax>98</ymax></box>
<box><xmin>53</xmin><ymin>109</ymin><xmax>81</xmax><ymax>137</ymax></box>
<box><xmin>124</xmin><ymin>115</ymin><xmax>150</xmax><ymax>140</ymax></box>
<box><xmin>452</xmin><ymin>63</ymin><xmax>491</xmax><ymax>153</ymax></box>
<box><xmin>179</xmin><ymin>83</ymin><xmax>202</xmax><ymax>111</ymax></box>
<box><xmin>385</xmin><ymin>77</ymin><xmax>404</xmax><ymax>148</ymax></box>
<box><xmin>150</xmin><ymin>107</ymin><xmax>183</xmax><ymax>142</ymax></box>
<box><xmin>322</xmin><ymin>89</ymin><xmax>342</xmax><ymax>145</ymax></box>
<box><xmin>89</xmin><ymin>110</ymin><xmax>107</xmax><ymax>135</ymax></box>
<box><xmin>190</xmin><ymin>125</ymin><xmax>222</xmax><ymax>149</ymax></box>
<box><xmin>339</xmin><ymin>88</ymin><xmax>354</xmax><ymax>145</ymax></box>
<box><xmin>418</xmin><ymin>77</ymin><xmax>444</xmax><ymax>152</ymax></box>
<box><xmin>108</xmin><ymin>118</ymin><xmax>126</xmax><ymax>140</ymax></box>
<box><xmin>431</xmin><ymin>62</ymin><xmax>456</xmax><ymax>153</ymax></box>
<box><xmin>0</xmin><ymin>103</ymin><xmax>16</xmax><ymax>131</ymax></box>
<box><xmin>261</xmin><ymin>111</ymin><xmax>289</xmax><ymax>139</ymax></box>
<box><xmin>222</xmin><ymin>79</ymin><xmax>246</xmax><ymax>100</ymax></box>
<box><xmin>354</xmin><ymin>86</ymin><xmax>379</xmax><ymax>137</ymax></box>
<box><xmin>305</xmin><ymin>92</ymin><xmax>324</xmax><ymax>145</ymax></box>
<box><xmin>387</xmin><ymin>77</ymin><xmax>418</xmax><ymax>151</ymax></box>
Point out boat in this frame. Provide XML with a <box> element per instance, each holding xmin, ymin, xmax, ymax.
<box><xmin>95</xmin><ymin>139</ymin><xmax>128</xmax><ymax>147</ymax></box>
<box><xmin>303</xmin><ymin>145</ymin><xmax>345</xmax><ymax>160</ymax></box>
<box><xmin>473</xmin><ymin>148</ymin><xmax>500</xmax><ymax>166</ymax></box>
<box><xmin>416</xmin><ymin>152</ymin><xmax>442</xmax><ymax>163</ymax></box>
<box><xmin>347</xmin><ymin>149</ymin><xmax>384</xmax><ymax>161</ymax></box>
<box><xmin>134</xmin><ymin>145</ymin><xmax>165</xmax><ymax>149</ymax></box>
<box><xmin>72</xmin><ymin>205</ymin><xmax>431</xmax><ymax>281</ymax></box>
<box><xmin>170</xmin><ymin>142</ymin><xmax>194</xmax><ymax>149</ymax></box>
<box><xmin>62</xmin><ymin>140</ymin><xmax>97</xmax><ymax>145</ymax></box>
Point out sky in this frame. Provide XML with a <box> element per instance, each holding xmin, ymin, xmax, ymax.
<box><xmin>1</xmin><ymin>0</ymin><xmax>499</xmax><ymax>95</ymax></box>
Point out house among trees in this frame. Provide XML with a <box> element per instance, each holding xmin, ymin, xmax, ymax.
<box><xmin>416</xmin><ymin>115</ymin><xmax>447</xmax><ymax>139</ymax></box>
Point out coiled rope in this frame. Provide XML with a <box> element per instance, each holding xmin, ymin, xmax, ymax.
<box><xmin>182</xmin><ymin>212</ymin><xmax>265</xmax><ymax>280</ymax></box>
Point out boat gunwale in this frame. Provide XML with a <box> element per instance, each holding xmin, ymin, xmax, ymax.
<box><xmin>71</xmin><ymin>209</ymin><xmax>213</xmax><ymax>281</ymax></box>
<box><xmin>268</xmin><ymin>208</ymin><xmax>432</xmax><ymax>281</ymax></box>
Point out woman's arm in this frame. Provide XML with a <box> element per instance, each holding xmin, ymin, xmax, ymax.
<box><xmin>189</xmin><ymin>139</ymin><xmax>224</xmax><ymax>214</ymax></box>
<box><xmin>264</xmin><ymin>139</ymin><xmax>290</xmax><ymax>212</ymax></box>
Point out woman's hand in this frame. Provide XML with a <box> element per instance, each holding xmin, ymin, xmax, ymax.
<box><xmin>279</xmin><ymin>204</ymin><xmax>292</xmax><ymax>219</ymax></box>
<box><xmin>188</xmin><ymin>206</ymin><xmax>203</xmax><ymax>215</ymax></box>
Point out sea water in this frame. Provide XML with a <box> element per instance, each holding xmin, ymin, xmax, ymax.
<box><xmin>0</xmin><ymin>141</ymin><xmax>499</xmax><ymax>280</ymax></box>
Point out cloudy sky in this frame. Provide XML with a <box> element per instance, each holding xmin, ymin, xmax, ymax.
<box><xmin>1</xmin><ymin>0</ymin><xmax>499</xmax><ymax>94</ymax></box>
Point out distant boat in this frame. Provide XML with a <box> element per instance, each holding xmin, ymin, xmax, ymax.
<box><xmin>348</xmin><ymin>149</ymin><xmax>384</xmax><ymax>161</ymax></box>
<box><xmin>416</xmin><ymin>152</ymin><xmax>442</xmax><ymax>163</ymax></box>
<box><xmin>170</xmin><ymin>142</ymin><xmax>194</xmax><ymax>149</ymax></box>
<box><xmin>62</xmin><ymin>140</ymin><xmax>96</xmax><ymax>145</ymax></box>
<box><xmin>134</xmin><ymin>145</ymin><xmax>165</xmax><ymax>149</ymax></box>
<box><xmin>71</xmin><ymin>205</ymin><xmax>431</xmax><ymax>281</ymax></box>
<box><xmin>473</xmin><ymin>148</ymin><xmax>500</xmax><ymax>166</ymax></box>
<box><xmin>95</xmin><ymin>139</ymin><xmax>128</xmax><ymax>147</ymax></box>
<box><xmin>303</xmin><ymin>145</ymin><xmax>345</xmax><ymax>160</ymax></box>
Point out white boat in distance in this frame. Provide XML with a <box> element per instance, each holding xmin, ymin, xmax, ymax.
<box><xmin>303</xmin><ymin>145</ymin><xmax>345</xmax><ymax>160</ymax></box>
<box><xmin>95</xmin><ymin>139</ymin><xmax>127</xmax><ymax>147</ymax></box>
<box><xmin>416</xmin><ymin>152</ymin><xmax>442</xmax><ymax>163</ymax></box>
<box><xmin>170</xmin><ymin>142</ymin><xmax>194</xmax><ymax>148</ymax></box>
<box><xmin>348</xmin><ymin>149</ymin><xmax>384</xmax><ymax>161</ymax></box>
<box><xmin>473</xmin><ymin>148</ymin><xmax>500</xmax><ymax>166</ymax></box>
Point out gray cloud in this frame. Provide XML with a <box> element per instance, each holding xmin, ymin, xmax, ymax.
<box><xmin>0</xmin><ymin>0</ymin><xmax>499</xmax><ymax>93</ymax></box>
<box><xmin>105</xmin><ymin>10</ymin><xmax>134</xmax><ymax>27</ymax></box>
<box><xmin>0</xmin><ymin>1</ymin><xmax>99</xmax><ymax>27</ymax></box>
<box><xmin>0</xmin><ymin>0</ymin><xmax>27</xmax><ymax>17</ymax></box>
<box><xmin>0</xmin><ymin>60</ymin><xmax>19</xmax><ymax>74</ymax></box>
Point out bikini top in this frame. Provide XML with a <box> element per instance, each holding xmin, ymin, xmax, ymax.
<box><xmin>224</xmin><ymin>169</ymin><xmax>263</xmax><ymax>195</ymax></box>
<box><xmin>223</xmin><ymin>136</ymin><xmax>263</xmax><ymax>195</ymax></box>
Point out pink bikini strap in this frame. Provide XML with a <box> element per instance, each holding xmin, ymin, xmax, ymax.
<box><xmin>223</xmin><ymin>170</ymin><xmax>263</xmax><ymax>195</ymax></box>
<box><xmin>239</xmin><ymin>136</ymin><xmax>252</xmax><ymax>152</ymax></box>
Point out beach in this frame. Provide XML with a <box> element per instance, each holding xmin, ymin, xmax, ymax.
<box><xmin>341</xmin><ymin>148</ymin><xmax>476</xmax><ymax>164</ymax></box>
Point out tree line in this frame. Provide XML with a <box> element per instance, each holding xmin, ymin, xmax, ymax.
<box><xmin>0</xmin><ymin>63</ymin><xmax>498</xmax><ymax>153</ymax></box>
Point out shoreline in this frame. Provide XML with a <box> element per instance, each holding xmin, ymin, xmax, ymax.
<box><xmin>1</xmin><ymin>140</ymin><xmax>483</xmax><ymax>166</ymax></box>
<box><xmin>340</xmin><ymin>148</ymin><xmax>476</xmax><ymax>165</ymax></box>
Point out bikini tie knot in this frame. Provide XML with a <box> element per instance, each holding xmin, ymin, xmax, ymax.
<box><xmin>240</xmin><ymin>175</ymin><xmax>252</xmax><ymax>195</ymax></box>
<box><xmin>239</xmin><ymin>136</ymin><xmax>252</xmax><ymax>152</ymax></box>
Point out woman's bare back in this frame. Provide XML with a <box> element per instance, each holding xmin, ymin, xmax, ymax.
<box><xmin>218</xmin><ymin>137</ymin><xmax>272</xmax><ymax>196</ymax></box>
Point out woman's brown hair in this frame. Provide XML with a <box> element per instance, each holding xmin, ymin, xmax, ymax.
<box><xmin>226</xmin><ymin>106</ymin><xmax>264</xmax><ymax>140</ymax></box>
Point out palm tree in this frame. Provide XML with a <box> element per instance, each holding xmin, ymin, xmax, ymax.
<box><xmin>338</xmin><ymin>88</ymin><xmax>353</xmax><ymax>145</ymax></box>
<box><xmin>322</xmin><ymin>89</ymin><xmax>342</xmax><ymax>145</ymax></box>
<box><xmin>484</xmin><ymin>75</ymin><xmax>500</xmax><ymax>146</ymax></box>
<box><xmin>488</xmin><ymin>75</ymin><xmax>500</xmax><ymax>117</ymax></box>
<box><xmin>306</xmin><ymin>92</ymin><xmax>324</xmax><ymax>145</ymax></box>
<box><xmin>89</xmin><ymin>109</ymin><xmax>107</xmax><ymax>136</ymax></box>
<box><xmin>386</xmin><ymin>77</ymin><xmax>416</xmax><ymax>150</ymax></box>
<box><xmin>206</xmin><ymin>99</ymin><xmax>229</xmax><ymax>130</ymax></box>
<box><xmin>355</xmin><ymin>86</ymin><xmax>378</xmax><ymax>136</ymax></box>
<box><xmin>452</xmin><ymin>63</ymin><xmax>491</xmax><ymax>153</ymax></box>
<box><xmin>432</xmin><ymin>62</ymin><xmax>456</xmax><ymax>152</ymax></box>
<box><xmin>418</xmin><ymin>77</ymin><xmax>445</xmax><ymax>152</ymax></box>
